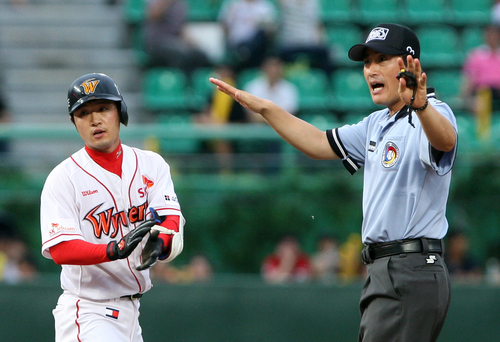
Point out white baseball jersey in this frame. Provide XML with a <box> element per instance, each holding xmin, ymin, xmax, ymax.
<box><xmin>41</xmin><ymin>144</ymin><xmax>183</xmax><ymax>300</ymax></box>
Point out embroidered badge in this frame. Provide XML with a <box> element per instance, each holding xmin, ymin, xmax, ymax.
<box><xmin>366</xmin><ymin>27</ymin><xmax>389</xmax><ymax>42</ymax></box>
<box><xmin>381</xmin><ymin>141</ymin><xmax>400</xmax><ymax>168</ymax></box>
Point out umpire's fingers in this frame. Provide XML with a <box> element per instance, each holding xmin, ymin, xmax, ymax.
<box><xmin>209</xmin><ymin>77</ymin><xmax>266</xmax><ymax>114</ymax></box>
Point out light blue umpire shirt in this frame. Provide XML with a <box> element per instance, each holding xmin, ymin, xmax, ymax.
<box><xmin>327</xmin><ymin>89</ymin><xmax>458</xmax><ymax>245</ymax></box>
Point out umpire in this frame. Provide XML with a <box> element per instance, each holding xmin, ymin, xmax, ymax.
<box><xmin>210</xmin><ymin>23</ymin><xmax>457</xmax><ymax>342</ymax></box>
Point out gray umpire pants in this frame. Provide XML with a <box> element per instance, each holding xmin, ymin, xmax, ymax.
<box><xmin>358</xmin><ymin>251</ymin><xmax>451</xmax><ymax>342</ymax></box>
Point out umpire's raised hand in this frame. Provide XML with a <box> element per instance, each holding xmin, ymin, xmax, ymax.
<box><xmin>209</xmin><ymin>77</ymin><xmax>271</xmax><ymax>115</ymax></box>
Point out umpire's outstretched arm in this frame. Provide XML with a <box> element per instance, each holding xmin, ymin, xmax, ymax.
<box><xmin>209</xmin><ymin>77</ymin><xmax>339</xmax><ymax>160</ymax></box>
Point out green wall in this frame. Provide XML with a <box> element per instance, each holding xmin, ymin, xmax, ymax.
<box><xmin>1</xmin><ymin>277</ymin><xmax>499</xmax><ymax>342</ymax></box>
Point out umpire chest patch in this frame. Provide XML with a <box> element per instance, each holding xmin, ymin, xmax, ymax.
<box><xmin>381</xmin><ymin>141</ymin><xmax>400</xmax><ymax>168</ymax></box>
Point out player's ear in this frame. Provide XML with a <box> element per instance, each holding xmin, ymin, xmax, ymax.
<box><xmin>70</xmin><ymin>114</ymin><xmax>75</xmax><ymax>125</ymax></box>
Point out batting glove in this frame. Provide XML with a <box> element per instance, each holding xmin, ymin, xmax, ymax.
<box><xmin>106</xmin><ymin>218</ymin><xmax>156</xmax><ymax>261</ymax></box>
<box><xmin>136</xmin><ymin>229</ymin><xmax>164</xmax><ymax>271</ymax></box>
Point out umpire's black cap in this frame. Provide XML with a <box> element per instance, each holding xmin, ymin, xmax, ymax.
<box><xmin>348</xmin><ymin>23</ymin><xmax>420</xmax><ymax>62</ymax></box>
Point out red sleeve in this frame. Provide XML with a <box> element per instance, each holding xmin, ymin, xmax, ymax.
<box><xmin>49</xmin><ymin>240</ymin><xmax>110</xmax><ymax>265</ymax></box>
<box><xmin>158</xmin><ymin>215</ymin><xmax>179</xmax><ymax>259</ymax></box>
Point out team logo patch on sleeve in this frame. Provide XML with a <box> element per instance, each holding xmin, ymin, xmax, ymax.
<box><xmin>106</xmin><ymin>307</ymin><xmax>119</xmax><ymax>319</ymax></box>
<box><xmin>382</xmin><ymin>141</ymin><xmax>400</xmax><ymax>168</ymax></box>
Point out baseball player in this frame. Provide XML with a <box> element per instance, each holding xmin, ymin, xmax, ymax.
<box><xmin>210</xmin><ymin>23</ymin><xmax>457</xmax><ymax>342</ymax></box>
<box><xmin>40</xmin><ymin>73</ymin><xmax>185</xmax><ymax>342</ymax></box>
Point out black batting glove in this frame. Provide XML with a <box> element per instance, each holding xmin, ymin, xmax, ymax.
<box><xmin>106</xmin><ymin>218</ymin><xmax>156</xmax><ymax>261</ymax></box>
<box><xmin>136</xmin><ymin>229</ymin><xmax>165</xmax><ymax>271</ymax></box>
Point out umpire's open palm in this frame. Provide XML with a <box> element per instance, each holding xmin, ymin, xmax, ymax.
<box><xmin>209</xmin><ymin>77</ymin><xmax>270</xmax><ymax>115</ymax></box>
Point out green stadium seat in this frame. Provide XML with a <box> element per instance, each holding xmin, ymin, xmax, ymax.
<box><xmin>330</xmin><ymin>69</ymin><xmax>376</xmax><ymax>112</ymax></box>
<box><xmin>357</xmin><ymin>0</ymin><xmax>401</xmax><ymax>25</ymax></box>
<box><xmin>319</xmin><ymin>0</ymin><xmax>353</xmax><ymax>23</ymax></box>
<box><xmin>403</xmin><ymin>0</ymin><xmax>450</xmax><ymax>24</ymax></box>
<box><xmin>186</xmin><ymin>0</ymin><xmax>222</xmax><ymax>21</ymax></box>
<box><xmin>462</xmin><ymin>26</ymin><xmax>485</xmax><ymax>56</ymax></box>
<box><xmin>300</xmin><ymin>112</ymin><xmax>340</xmax><ymax>130</ymax></box>
<box><xmin>416</xmin><ymin>25</ymin><xmax>463</xmax><ymax>68</ymax></box>
<box><xmin>190</xmin><ymin>67</ymin><xmax>219</xmax><ymax>110</ymax></box>
<box><xmin>156</xmin><ymin>113</ymin><xmax>199</xmax><ymax>153</ymax></box>
<box><xmin>129</xmin><ymin>26</ymin><xmax>149</xmax><ymax>67</ymax></box>
<box><xmin>123</xmin><ymin>0</ymin><xmax>147</xmax><ymax>24</ymax></box>
<box><xmin>455</xmin><ymin>114</ymin><xmax>478</xmax><ymax>148</ymax></box>
<box><xmin>450</xmin><ymin>0</ymin><xmax>491</xmax><ymax>25</ymax></box>
<box><xmin>427</xmin><ymin>69</ymin><xmax>464</xmax><ymax>110</ymax></box>
<box><xmin>326</xmin><ymin>24</ymin><xmax>363</xmax><ymax>67</ymax></box>
<box><xmin>342</xmin><ymin>112</ymin><xmax>368</xmax><ymax>125</ymax></box>
<box><xmin>237</xmin><ymin>68</ymin><xmax>263</xmax><ymax>89</ymax></box>
<box><xmin>142</xmin><ymin>68</ymin><xmax>189</xmax><ymax>111</ymax></box>
<box><xmin>286</xmin><ymin>68</ymin><xmax>330</xmax><ymax>111</ymax></box>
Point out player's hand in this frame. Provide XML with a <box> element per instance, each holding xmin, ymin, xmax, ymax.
<box><xmin>137</xmin><ymin>207</ymin><xmax>178</xmax><ymax>270</ymax></box>
<box><xmin>136</xmin><ymin>229</ymin><xmax>163</xmax><ymax>271</ymax></box>
<box><xmin>397</xmin><ymin>55</ymin><xmax>428</xmax><ymax>109</ymax></box>
<box><xmin>209</xmin><ymin>77</ymin><xmax>272</xmax><ymax>115</ymax></box>
<box><xmin>106</xmin><ymin>218</ymin><xmax>156</xmax><ymax>261</ymax></box>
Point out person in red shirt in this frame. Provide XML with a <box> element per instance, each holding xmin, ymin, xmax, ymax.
<box><xmin>261</xmin><ymin>235</ymin><xmax>312</xmax><ymax>283</ymax></box>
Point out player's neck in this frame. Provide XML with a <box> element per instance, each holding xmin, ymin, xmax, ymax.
<box><xmin>85</xmin><ymin>143</ymin><xmax>123</xmax><ymax>177</ymax></box>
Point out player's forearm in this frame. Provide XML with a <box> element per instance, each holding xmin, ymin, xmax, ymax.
<box><xmin>50</xmin><ymin>240</ymin><xmax>109</xmax><ymax>265</ymax></box>
<box><xmin>260</xmin><ymin>102</ymin><xmax>338</xmax><ymax>160</ymax></box>
<box><xmin>416</xmin><ymin>105</ymin><xmax>456</xmax><ymax>152</ymax></box>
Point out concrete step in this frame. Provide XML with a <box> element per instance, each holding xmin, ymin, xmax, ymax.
<box><xmin>4</xmin><ymin>67</ymin><xmax>141</xmax><ymax>91</ymax></box>
<box><xmin>0</xmin><ymin>48</ymin><xmax>135</xmax><ymax>68</ymax></box>
<box><xmin>6</xmin><ymin>90</ymin><xmax>145</xmax><ymax>124</ymax></box>
<box><xmin>0</xmin><ymin>3</ymin><xmax>124</xmax><ymax>26</ymax></box>
<box><xmin>0</xmin><ymin>24</ymin><xmax>126</xmax><ymax>49</ymax></box>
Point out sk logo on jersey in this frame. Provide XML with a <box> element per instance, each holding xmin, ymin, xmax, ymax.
<box><xmin>84</xmin><ymin>201</ymin><xmax>149</xmax><ymax>238</ymax></box>
<box><xmin>80</xmin><ymin>78</ymin><xmax>100</xmax><ymax>95</ymax></box>
<box><xmin>139</xmin><ymin>175</ymin><xmax>154</xmax><ymax>198</ymax></box>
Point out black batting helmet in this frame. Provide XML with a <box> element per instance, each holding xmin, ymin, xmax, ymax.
<box><xmin>67</xmin><ymin>73</ymin><xmax>128</xmax><ymax>126</ymax></box>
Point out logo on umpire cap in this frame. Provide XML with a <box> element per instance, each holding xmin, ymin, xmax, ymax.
<box><xmin>80</xmin><ymin>78</ymin><xmax>100</xmax><ymax>95</ymax></box>
<box><xmin>366</xmin><ymin>27</ymin><xmax>389</xmax><ymax>43</ymax></box>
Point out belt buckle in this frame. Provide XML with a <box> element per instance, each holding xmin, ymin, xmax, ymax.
<box><xmin>130</xmin><ymin>293</ymin><xmax>141</xmax><ymax>300</ymax></box>
<box><xmin>361</xmin><ymin>245</ymin><xmax>373</xmax><ymax>264</ymax></box>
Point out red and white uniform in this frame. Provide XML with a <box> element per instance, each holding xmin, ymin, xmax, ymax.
<box><xmin>40</xmin><ymin>144</ymin><xmax>184</xmax><ymax>300</ymax></box>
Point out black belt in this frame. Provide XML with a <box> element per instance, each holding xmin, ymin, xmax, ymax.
<box><xmin>120</xmin><ymin>293</ymin><xmax>143</xmax><ymax>300</ymax></box>
<box><xmin>362</xmin><ymin>238</ymin><xmax>443</xmax><ymax>264</ymax></box>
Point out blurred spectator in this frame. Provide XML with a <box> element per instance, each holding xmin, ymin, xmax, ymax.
<box><xmin>311</xmin><ymin>233</ymin><xmax>340</xmax><ymax>283</ymax></box>
<box><xmin>338</xmin><ymin>233</ymin><xmax>364</xmax><ymax>283</ymax></box>
<box><xmin>151</xmin><ymin>254</ymin><xmax>213</xmax><ymax>284</ymax></box>
<box><xmin>243</xmin><ymin>56</ymin><xmax>299</xmax><ymax>162</ymax></box>
<box><xmin>444</xmin><ymin>230</ymin><xmax>482</xmax><ymax>283</ymax></box>
<box><xmin>461</xmin><ymin>24</ymin><xmax>500</xmax><ymax>139</ymax></box>
<box><xmin>0</xmin><ymin>210</ymin><xmax>37</xmax><ymax>284</ymax></box>
<box><xmin>261</xmin><ymin>235</ymin><xmax>313</xmax><ymax>284</ymax></box>
<box><xmin>492</xmin><ymin>0</ymin><xmax>500</xmax><ymax>25</ymax></box>
<box><xmin>194</xmin><ymin>64</ymin><xmax>247</xmax><ymax>172</ymax></box>
<box><xmin>276</xmin><ymin>0</ymin><xmax>333</xmax><ymax>77</ymax></box>
<box><xmin>485</xmin><ymin>240</ymin><xmax>500</xmax><ymax>285</ymax></box>
<box><xmin>218</xmin><ymin>0</ymin><xmax>277</xmax><ymax>72</ymax></box>
<box><xmin>0</xmin><ymin>236</ymin><xmax>38</xmax><ymax>284</ymax></box>
<box><xmin>143</xmin><ymin>0</ymin><xmax>211</xmax><ymax>75</ymax></box>
<box><xmin>243</xmin><ymin>56</ymin><xmax>299</xmax><ymax>122</ymax></box>
<box><xmin>0</xmin><ymin>92</ymin><xmax>12</xmax><ymax>156</ymax></box>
